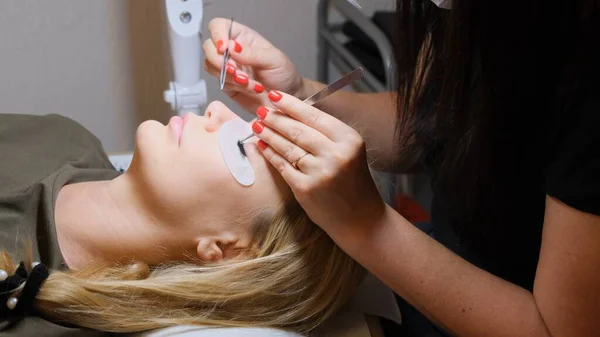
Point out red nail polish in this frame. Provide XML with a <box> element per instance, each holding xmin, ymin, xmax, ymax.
<box><xmin>216</xmin><ymin>40</ymin><xmax>224</xmax><ymax>53</ymax></box>
<box><xmin>254</xmin><ymin>83</ymin><xmax>265</xmax><ymax>94</ymax></box>
<box><xmin>257</xmin><ymin>106</ymin><xmax>268</xmax><ymax>119</ymax></box>
<box><xmin>252</xmin><ymin>121</ymin><xmax>265</xmax><ymax>134</ymax></box>
<box><xmin>268</xmin><ymin>90</ymin><xmax>283</xmax><ymax>102</ymax></box>
<box><xmin>234</xmin><ymin>74</ymin><xmax>249</xmax><ymax>85</ymax></box>
<box><xmin>226</xmin><ymin>64</ymin><xmax>236</xmax><ymax>75</ymax></box>
<box><xmin>257</xmin><ymin>140</ymin><xmax>268</xmax><ymax>151</ymax></box>
<box><xmin>234</xmin><ymin>41</ymin><xmax>243</xmax><ymax>53</ymax></box>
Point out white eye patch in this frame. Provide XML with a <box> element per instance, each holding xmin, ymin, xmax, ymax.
<box><xmin>218</xmin><ymin>119</ymin><xmax>255</xmax><ymax>186</ymax></box>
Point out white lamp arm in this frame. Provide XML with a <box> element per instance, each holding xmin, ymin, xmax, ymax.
<box><xmin>163</xmin><ymin>0</ymin><xmax>208</xmax><ymax>116</ymax></box>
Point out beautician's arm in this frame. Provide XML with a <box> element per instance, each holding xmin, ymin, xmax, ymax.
<box><xmin>342</xmin><ymin>197</ymin><xmax>600</xmax><ymax>337</ymax></box>
<box><xmin>299</xmin><ymin>79</ymin><xmax>414</xmax><ymax>172</ymax></box>
<box><xmin>256</xmin><ymin>92</ymin><xmax>600</xmax><ymax>337</ymax></box>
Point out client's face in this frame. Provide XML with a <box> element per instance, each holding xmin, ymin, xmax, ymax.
<box><xmin>128</xmin><ymin>101</ymin><xmax>290</xmax><ymax>262</ymax></box>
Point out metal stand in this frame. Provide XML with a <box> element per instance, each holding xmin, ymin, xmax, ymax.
<box><xmin>317</xmin><ymin>0</ymin><xmax>414</xmax><ymax>204</ymax></box>
<box><xmin>163</xmin><ymin>0</ymin><xmax>208</xmax><ymax>116</ymax></box>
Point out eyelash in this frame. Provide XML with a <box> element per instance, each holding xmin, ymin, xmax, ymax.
<box><xmin>237</xmin><ymin>141</ymin><xmax>247</xmax><ymax>157</ymax></box>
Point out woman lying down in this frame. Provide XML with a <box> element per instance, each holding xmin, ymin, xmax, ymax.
<box><xmin>0</xmin><ymin>101</ymin><xmax>364</xmax><ymax>336</ymax></box>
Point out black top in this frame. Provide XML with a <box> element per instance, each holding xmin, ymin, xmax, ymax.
<box><xmin>429</xmin><ymin>80</ymin><xmax>600</xmax><ymax>290</ymax></box>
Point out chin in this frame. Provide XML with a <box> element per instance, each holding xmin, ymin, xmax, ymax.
<box><xmin>135</xmin><ymin>120</ymin><xmax>166</xmax><ymax>149</ymax></box>
<box><xmin>137</xmin><ymin>119</ymin><xmax>164</xmax><ymax>137</ymax></box>
<box><xmin>128</xmin><ymin>120</ymin><xmax>170</xmax><ymax>173</ymax></box>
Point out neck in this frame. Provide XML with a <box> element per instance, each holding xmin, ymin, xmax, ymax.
<box><xmin>55</xmin><ymin>173</ymin><xmax>193</xmax><ymax>269</ymax></box>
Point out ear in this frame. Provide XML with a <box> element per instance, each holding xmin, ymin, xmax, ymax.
<box><xmin>196</xmin><ymin>238</ymin><xmax>223</xmax><ymax>262</ymax></box>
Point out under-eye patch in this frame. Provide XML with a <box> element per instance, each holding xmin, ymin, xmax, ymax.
<box><xmin>218</xmin><ymin>119</ymin><xmax>255</xmax><ymax>186</ymax></box>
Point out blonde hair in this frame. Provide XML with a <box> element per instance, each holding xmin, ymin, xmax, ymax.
<box><xmin>0</xmin><ymin>200</ymin><xmax>365</xmax><ymax>334</ymax></box>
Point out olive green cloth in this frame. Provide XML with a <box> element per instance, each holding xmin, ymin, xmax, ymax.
<box><xmin>0</xmin><ymin>114</ymin><xmax>121</xmax><ymax>336</ymax></box>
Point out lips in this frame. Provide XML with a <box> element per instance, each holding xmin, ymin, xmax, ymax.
<box><xmin>182</xmin><ymin>113</ymin><xmax>191</xmax><ymax>130</ymax></box>
<box><xmin>169</xmin><ymin>116</ymin><xmax>184</xmax><ymax>145</ymax></box>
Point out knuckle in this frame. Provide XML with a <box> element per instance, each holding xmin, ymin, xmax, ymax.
<box><xmin>264</xmin><ymin>149</ymin><xmax>276</xmax><ymax>163</ymax></box>
<box><xmin>306</xmin><ymin>109</ymin><xmax>321</xmax><ymax>128</ymax></box>
<box><xmin>343</xmin><ymin>130</ymin><xmax>363</xmax><ymax>147</ymax></box>
<box><xmin>276</xmin><ymin>162</ymin><xmax>287</xmax><ymax>174</ymax></box>
<box><xmin>331</xmin><ymin>149</ymin><xmax>347</xmax><ymax>165</ymax></box>
<box><xmin>294</xmin><ymin>181</ymin><xmax>315</xmax><ymax>195</ymax></box>
<box><xmin>320</xmin><ymin>167</ymin><xmax>336</xmax><ymax>182</ymax></box>
<box><xmin>343</xmin><ymin>134</ymin><xmax>366</xmax><ymax>159</ymax></box>
<box><xmin>279</xmin><ymin>97</ymin><xmax>296</xmax><ymax>113</ymax></box>
<box><xmin>283</xmin><ymin>146</ymin><xmax>295</xmax><ymax>162</ymax></box>
<box><xmin>208</xmin><ymin>18</ymin><xmax>222</xmax><ymax>33</ymax></box>
<box><xmin>259</xmin><ymin>130</ymin><xmax>272</xmax><ymax>143</ymax></box>
<box><xmin>350</xmin><ymin>133</ymin><xmax>365</xmax><ymax>148</ymax></box>
<box><xmin>294</xmin><ymin>182</ymin><xmax>309</xmax><ymax>194</ymax></box>
<box><xmin>208</xmin><ymin>20</ymin><xmax>217</xmax><ymax>33</ymax></box>
<box><xmin>290</xmin><ymin>127</ymin><xmax>304</xmax><ymax>144</ymax></box>
<box><xmin>202</xmin><ymin>42</ymin><xmax>213</xmax><ymax>59</ymax></box>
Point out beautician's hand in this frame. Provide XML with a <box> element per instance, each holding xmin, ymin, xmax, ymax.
<box><xmin>203</xmin><ymin>18</ymin><xmax>306</xmax><ymax>114</ymax></box>
<box><xmin>252</xmin><ymin>91</ymin><xmax>387</xmax><ymax>243</ymax></box>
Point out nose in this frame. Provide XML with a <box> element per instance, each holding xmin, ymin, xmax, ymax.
<box><xmin>203</xmin><ymin>101</ymin><xmax>240</xmax><ymax>132</ymax></box>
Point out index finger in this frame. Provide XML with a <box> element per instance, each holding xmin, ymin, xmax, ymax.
<box><xmin>208</xmin><ymin>18</ymin><xmax>281</xmax><ymax>69</ymax></box>
<box><xmin>266</xmin><ymin>91</ymin><xmax>350</xmax><ymax>142</ymax></box>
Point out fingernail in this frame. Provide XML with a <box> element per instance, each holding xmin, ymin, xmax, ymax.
<box><xmin>254</xmin><ymin>83</ymin><xmax>265</xmax><ymax>94</ymax></box>
<box><xmin>252</xmin><ymin>121</ymin><xmax>265</xmax><ymax>134</ymax></box>
<box><xmin>234</xmin><ymin>74</ymin><xmax>249</xmax><ymax>85</ymax></box>
<box><xmin>257</xmin><ymin>106</ymin><xmax>268</xmax><ymax>119</ymax></box>
<box><xmin>257</xmin><ymin>140</ymin><xmax>268</xmax><ymax>151</ymax></box>
<box><xmin>268</xmin><ymin>90</ymin><xmax>283</xmax><ymax>102</ymax></box>
<box><xmin>216</xmin><ymin>40</ymin><xmax>224</xmax><ymax>53</ymax></box>
<box><xmin>226</xmin><ymin>64</ymin><xmax>236</xmax><ymax>75</ymax></box>
<box><xmin>234</xmin><ymin>41</ymin><xmax>243</xmax><ymax>53</ymax></box>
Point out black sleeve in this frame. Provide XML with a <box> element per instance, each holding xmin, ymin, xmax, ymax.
<box><xmin>545</xmin><ymin>89</ymin><xmax>600</xmax><ymax>216</ymax></box>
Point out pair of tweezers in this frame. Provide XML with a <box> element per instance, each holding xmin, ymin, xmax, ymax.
<box><xmin>346</xmin><ymin>0</ymin><xmax>362</xmax><ymax>9</ymax></box>
<box><xmin>239</xmin><ymin>67</ymin><xmax>365</xmax><ymax>144</ymax></box>
<box><xmin>219</xmin><ymin>18</ymin><xmax>234</xmax><ymax>91</ymax></box>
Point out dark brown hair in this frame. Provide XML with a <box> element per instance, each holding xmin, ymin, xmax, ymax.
<box><xmin>393</xmin><ymin>0</ymin><xmax>598</xmax><ymax>273</ymax></box>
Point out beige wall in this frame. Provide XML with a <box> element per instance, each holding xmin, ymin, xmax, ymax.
<box><xmin>0</xmin><ymin>0</ymin><xmax>394</xmax><ymax>153</ymax></box>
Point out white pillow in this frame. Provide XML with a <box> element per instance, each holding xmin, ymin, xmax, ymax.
<box><xmin>133</xmin><ymin>273</ymin><xmax>401</xmax><ymax>337</ymax></box>
<box><xmin>138</xmin><ymin>326</ymin><xmax>301</xmax><ymax>337</ymax></box>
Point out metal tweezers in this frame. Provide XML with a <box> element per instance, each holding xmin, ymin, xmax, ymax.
<box><xmin>239</xmin><ymin>67</ymin><xmax>365</xmax><ymax>144</ymax></box>
<box><xmin>219</xmin><ymin>17</ymin><xmax>234</xmax><ymax>91</ymax></box>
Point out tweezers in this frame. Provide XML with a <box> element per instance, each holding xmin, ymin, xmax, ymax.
<box><xmin>345</xmin><ymin>0</ymin><xmax>362</xmax><ymax>9</ymax></box>
<box><xmin>239</xmin><ymin>67</ymin><xmax>365</xmax><ymax>144</ymax></box>
<box><xmin>219</xmin><ymin>17</ymin><xmax>234</xmax><ymax>91</ymax></box>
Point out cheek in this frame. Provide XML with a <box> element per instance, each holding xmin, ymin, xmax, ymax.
<box><xmin>131</xmin><ymin>121</ymin><xmax>189</xmax><ymax>208</ymax></box>
<box><xmin>249</xmin><ymin>149</ymin><xmax>294</xmax><ymax>205</ymax></box>
<box><xmin>136</xmin><ymin>125</ymin><xmax>248</xmax><ymax>222</ymax></box>
<box><xmin>181</xmin><ymin>144</ymin><xmax>231</xmax><ymax>189</ymax></box>
<box><xmin>161</xmin><ymin>140</ymin><xmax>233</xmax><ymax>211</ymax></box>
